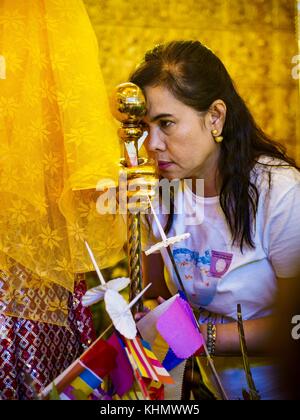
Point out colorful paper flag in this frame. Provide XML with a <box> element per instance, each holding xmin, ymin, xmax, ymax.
<box><xmin>43</xmin><ymin>338</ymin><xmax>117</xmax><ymax>399</ymax></box>
<box><xmin>162</xmin><ymin>347</ymin><xmax>185</xmax><ymax>371</ymax></box>
<box><xmin>124</xmin><ymin>337</ymin><xmax>174</xmax><ymax>385</ymax></box>
<box><xmin>80</xmin><ymin>338</ymin><xmax>117</xmax><ymax>379</ymax></box>
<box><xmin>141</xmin><ymin>340</ymin><xmax>174</xmax><ymax>385</ymax></box>
<box><xmin>156</xmin><ymin>296</ymin><xmax>205</xmax><ymax>359</ymax></box>
<box><xmin>123</xmin><ymin>346</ymin><xmax>151</xmax><ymax>400</ymax></box>
<box><xmin>59</xmin><ymin>361</ymin><xmax>103</xmax><ymax>400</ymax></box>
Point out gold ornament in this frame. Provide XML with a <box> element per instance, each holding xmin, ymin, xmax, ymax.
<box><xmin>211</xmin><ymin>130</ymin><xmax>223</xmax><ymax>143</ymax></box>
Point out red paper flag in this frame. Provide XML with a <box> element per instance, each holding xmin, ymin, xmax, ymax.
<box><xmin>80</xmin><ymin>339</ymin><xmax>117</xmax><ymax>378</ymax></box>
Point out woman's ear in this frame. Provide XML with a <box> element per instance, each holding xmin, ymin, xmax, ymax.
<box><xmin>208</xmin><ymin>100</ymin><xmax>227</xmax><ymax>132</ymax></box>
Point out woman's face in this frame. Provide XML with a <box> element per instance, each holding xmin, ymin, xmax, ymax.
<box><xmin>143</xmin><ymin>85</ymin><xmax>222</xmax><ymax>183</ymax></box>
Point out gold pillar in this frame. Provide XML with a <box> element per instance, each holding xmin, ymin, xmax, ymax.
<box><xmin>110</xmin><ymin>83</ymin><xmax>155</xmax><ymax>314</ymax></box>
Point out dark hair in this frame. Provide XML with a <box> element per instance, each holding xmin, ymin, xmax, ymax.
<box><xmin>130</xmin><ymin>40</ymin><xmax>299</xmax><ymax>251</ymax></box>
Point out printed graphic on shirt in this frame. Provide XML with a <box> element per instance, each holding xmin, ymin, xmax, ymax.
<box><xmin>173</xmin><ymin>248</ymin><xmax>233</xmax><ymax>306</ymax></box>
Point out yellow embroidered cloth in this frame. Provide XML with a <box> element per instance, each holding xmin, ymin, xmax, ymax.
<box><xmin>0</xmin><ymin>0</ymin><xmax>126</xmax><ymax>324</ymax></box>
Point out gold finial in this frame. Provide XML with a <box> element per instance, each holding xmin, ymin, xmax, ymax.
<box><xmin>110</xmin><ymin>83</ymin><xmax>147</xmax><ymax>154</ymax></box>
<box><xmin>110</xmin><ymin>82</ymin><xmax>146</xmax><ymax>124</ymax></box>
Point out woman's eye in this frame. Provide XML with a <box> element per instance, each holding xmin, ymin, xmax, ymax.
<box><xmin>159</xmin><ymin>120</ymin><xmax>174</xmax><ymax>129</ymax></box>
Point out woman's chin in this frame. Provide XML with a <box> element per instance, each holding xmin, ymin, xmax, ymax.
<box><xmin>159</xmin><ymin>173</ymin><xmax>180</xmax><ymax>181</ymax></box>
<box><xmin>158</xmin><ymin>167</ymin><xmax>183</xmax><ymax>181</ymax></box>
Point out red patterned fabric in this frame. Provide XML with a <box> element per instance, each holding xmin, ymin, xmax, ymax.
<box><xmin>0</xmin><ymin>279</ymin><xmax>96</xmax><ymax>400</ymax></box>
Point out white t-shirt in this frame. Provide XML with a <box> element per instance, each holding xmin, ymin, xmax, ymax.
<box><xmin>142</xmin><ymin>157</ymin><xmax>300</xmax><ymax>399</ymax></box>
<box><xmin>143</xmin><ymin>157</ymin><xmax>300</xmax><ymax>323</ymax></box>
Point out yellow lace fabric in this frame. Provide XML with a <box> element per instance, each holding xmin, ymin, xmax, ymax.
<box><xmin>0</xmin><ymin>0</ymin><xmax>126</xmax><ymax>325</ymax></box>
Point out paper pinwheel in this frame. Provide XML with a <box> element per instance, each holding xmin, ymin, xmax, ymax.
<box><xmin>104</xmin><ymin>283</ymin><xmax>151</xmax><ymax>339</ymax></box>
<box><xmin>83</xmin><ymin>241</ymin><xmax>151</xmax><ymax>339</ymax></box>
<box><xmin>145</xmin><ymin>198</ymin><xmax>190</xmax><ymax>256</ymax></box>
<box><xmin>82</xmin><ymin>241</ymin><xmax>130</xmax><ymax>307</ymax></box>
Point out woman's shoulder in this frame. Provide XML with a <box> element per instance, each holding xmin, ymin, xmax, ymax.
<box><xmin>252</xmin><ymin>155</ymin><xmax>300</xmax><ymax>195</ymax></box>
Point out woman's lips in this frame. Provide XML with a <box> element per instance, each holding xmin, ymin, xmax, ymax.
<box><xmin>158</xmin><ymin>161</ymin><xmax>174</xmax><ymax>170</ymax></box>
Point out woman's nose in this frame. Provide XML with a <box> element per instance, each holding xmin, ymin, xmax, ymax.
<box><xmin>146</xmin><ymin>129</ymin><xmax>166</xmax><ymax>153</ymax></box>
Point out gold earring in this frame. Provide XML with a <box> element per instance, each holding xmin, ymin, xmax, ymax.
<box><xmin>215</xmin><ymin>135</ymin><xmax>223</xmax><ymax>143</ymax></box>
<box><xmin>211</xmin><ymin>129</ymin><xmax>223</xmax><ymax>143</ymax></box>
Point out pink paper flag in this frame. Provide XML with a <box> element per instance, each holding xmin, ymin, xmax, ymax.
<box><xmin>156</xmin><ymin>297</ymin><xmax>205</xmax><ymax>359</ymax></box>
<box><xmin>107</xmin><ymin>333</ymin><xmax>134</xmax><ymax>397</ymax></box>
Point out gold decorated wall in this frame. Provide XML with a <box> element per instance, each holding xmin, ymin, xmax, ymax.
<box><xmin>83</xmin><ymin>0</ymin><xmax>300</xmax><ymax>160</ymax></box>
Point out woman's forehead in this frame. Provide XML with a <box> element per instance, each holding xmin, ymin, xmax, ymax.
<box><xmin>144</xmin><ymin>85</ymin><xmax>188</xmax><ymax>118</ymax></box>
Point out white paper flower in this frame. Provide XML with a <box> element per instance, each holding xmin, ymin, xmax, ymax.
<box><xmin>145</xmin><ymin>233</ymin><xmax>190</xmax><ymax>256</ymax></box>
<box><xmin>104</xmin><ymin>289</ymin><xmax>137</xmax><ymax>339</ymax></box>
<box><xmin>82</xmin><ymin>277</ymin><xmax>130</xmax><ymax>307</ymax></box>
<box><xmin>104</xmin><ymin>283</ymin><xmax>152</xmax><ymax>339</ymax></box>
<box><xmin>83</xmin><ymin>240</ymin><xmax>151</xmax><ymax>339</ymax></box>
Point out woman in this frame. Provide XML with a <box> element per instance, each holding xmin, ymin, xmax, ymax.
<box><xmin>129</xmin><ymin>40</ymin><xmax>300</xmax><ymax>400</ymax></box>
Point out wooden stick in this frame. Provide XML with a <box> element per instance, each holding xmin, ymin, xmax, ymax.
<box><xmin>237</xmin><ymin>304</ymin><xmax>260</xmax><ymax>400</ymax></box>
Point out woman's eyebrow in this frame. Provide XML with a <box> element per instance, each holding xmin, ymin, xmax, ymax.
<box><xmin>149</xmin><ymin>113</ymin><xmax>174</xmax><ymax>122</ymax></box>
